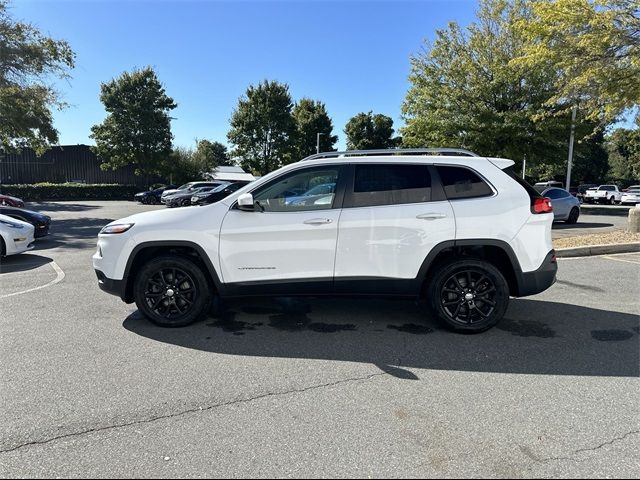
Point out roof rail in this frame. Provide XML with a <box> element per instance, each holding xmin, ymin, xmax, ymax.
<box><xmin>301</xmin><ymin>147</ymin><xmax>480</xmax><ymax>162</ymax></box>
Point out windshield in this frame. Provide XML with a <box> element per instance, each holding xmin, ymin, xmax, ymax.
<box><xmin>177</xmin><ymin>183</ymin><xmax>192</xmax><ymax>190</ymax></box>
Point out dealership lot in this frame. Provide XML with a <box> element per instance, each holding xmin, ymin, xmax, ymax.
<box><xmin>0</xmin><ymin>201</ymin><xmax>638</xmax><ymax>478</ymax></box>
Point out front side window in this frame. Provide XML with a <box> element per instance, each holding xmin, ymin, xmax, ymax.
<box><xmin>252</xmin><ymin>167</ymin><xmax>341</xmax><ymax>212</ymax></box>
<box><xmin>437</xmin><ymin>166</ymin><xmax>493</xmax><ymax>200</ymax></box>
<box><xmin>347</xmin><ymin>164</ymin><xmax>432</xmax><ymax>208</ymax></box>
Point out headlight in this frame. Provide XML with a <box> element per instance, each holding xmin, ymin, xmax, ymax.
<box><xmin>0</xmin><ymin>219</ymin><xmax>24</xmax><ymax>229</ymax></box>
<box><xmin>100</xmin><ymin>223</ymin><xmax>134</xmax><ymax>234</ymax></box>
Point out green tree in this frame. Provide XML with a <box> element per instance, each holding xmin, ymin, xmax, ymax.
<box><xmin>0</xmin><ymin>0</ymin><xmax>75</xmax><ymax>154</ymax></box>
<box><xmin>344</xmin><ymin>112</ymin><xmax>398</xmax><ymax>150</ymax></box>
<box><xmin>164</xmin><ymin>146</ymin><xmax>201</xmax><ymax>185</ymax></box>
<box><xmin>292</xmin><ymin>98</ymin><xmax>337</xmax><ymax>158</ymax></box>
<box><xmin>90</xmin><ymin>67</ymin><xmax>177</xmax><ymax>177</ymax></box>
<box><xmin>193</xmin><ymin>139</ymin><xmax>231</xmax><ymax>173</ymax></box>
<box><xmin>606</xmin><ymin>122</ymin><xmax>640</xmax><ymax>181</ymax></box>
<box><xmin>515</xmin><ymin>0</ymin><xmax>640</xmax><ymax>127</ymax></box>
<box><xmin>401</xmin><ymin>0</ymin><xmax>575</xmax><ymax>174</ymax></box>
<box><xmin>227</xmin><ymin>80</ymin><xmax>296</xmax><ymax>175</ymax></box>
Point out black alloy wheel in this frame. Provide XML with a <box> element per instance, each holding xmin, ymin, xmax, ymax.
<box><xmin>429</xmin><ymin>259</ymin><xmax>509</xmax><ymax>333</ymax></box>
<box><xmin>134</xmin><ymin>255</ymin><xmax>210</xmax><ymax>327</ymax></box>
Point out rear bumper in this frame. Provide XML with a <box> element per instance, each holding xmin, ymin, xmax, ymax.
<box><xmin>516</xmin><ymin>250</ymin><xmax>557</xmax><ymax>297</ymax></box>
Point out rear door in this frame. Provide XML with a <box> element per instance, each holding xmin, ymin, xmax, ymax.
<box><xmin>334</xmin><ymin>163</ymin><xmax>455</xmax><ymax>284</ymax></box>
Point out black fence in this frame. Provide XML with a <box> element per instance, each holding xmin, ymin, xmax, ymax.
<box><xmin>0</xmin><ymin>145</ymin><xmax>161</xmax><ymax>186</ymax></box>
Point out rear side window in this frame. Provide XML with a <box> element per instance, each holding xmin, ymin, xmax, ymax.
<box><xmin>436</xmin><ymin>166</ymin><xmax>493</xmax><ymax>199</ymax></box>
<box><xmin>348</xmin><ymin>164</ymin><xmax>431</xmax><ymax>208</ymax></box>
<box><xmin>501</xmin><ymin>167</ymin><xmax>542</xmax><ymax>200</ymax></box>
<box><xmin>545</xmin><ymin>188</ymin><xmax>569</xmax><ymax>199</ymax></box>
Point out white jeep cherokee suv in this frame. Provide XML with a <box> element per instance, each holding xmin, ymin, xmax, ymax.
<box><xmin>93</xmin><ymin>149</ymin><xmax>557</xmax><ymax>333</ymax></box>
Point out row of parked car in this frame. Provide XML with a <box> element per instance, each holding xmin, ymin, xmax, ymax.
<box><xmin>533</xmin><ymin>182</ymin><xmax>640</xmax><ymax>205</ymax></box>
<box><xmin>0</xmin><ymin>193</ymin><xmax>52</xmax><ymax>257</ymax></box>
<box><xmin>134</xmin><ymin>181</ymin><xmax>253</xmax><ymax>208</ymax></box>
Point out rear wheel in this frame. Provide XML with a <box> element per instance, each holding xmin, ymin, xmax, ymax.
<box><xmin>566</xmin><ymin>207</ymin><xmax>579</xmax><ymax>224</ymax></box>
<box><xmin>609</xmin><ymin>196</ymin><xmax>615</xmax><ymax>205</ymax></box>
<box><xmin>428</xmin><ymin>259</ymin><xmax>509</xmax><ymax>333</ymax></box>
<box><xmin>133</xmin><ymin>255</ymin><xmax>211</xmax><ymax>327</ymax></box>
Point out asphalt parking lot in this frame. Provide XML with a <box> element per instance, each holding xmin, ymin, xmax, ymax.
<box><xmin>0</xmin><ymin>201</ymin><xmax>638</xmax><ymax>478</ymax></box>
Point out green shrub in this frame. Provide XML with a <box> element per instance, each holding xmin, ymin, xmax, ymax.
<box><xmin>0</xmin><ymin>183</ymin><xmax>142</xmax><ymax>201</ymax></box>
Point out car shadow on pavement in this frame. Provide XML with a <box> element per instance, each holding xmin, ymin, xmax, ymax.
<box><xmin>552</xmin><ymin>222</ymin><xmax>614</xmax><ymax>230</ymax></box>
<box><xmin>27</xmin><ymin>202</ymin><xmax>103</xmax><ymax>213</ymax></box>
<box><xmin>33</xmin><ymin>217</ymin><xmax>114</xmax><ymax>251</ymax></box>
<box><xmin>122</xmin><ymin>297</ymin><xmax>639</xmax><ymax>379</ymax></box>
<box><xmin>0</xmin><ymin>253</ymin><xmax>53</xmax><ymax>274</ymax></box>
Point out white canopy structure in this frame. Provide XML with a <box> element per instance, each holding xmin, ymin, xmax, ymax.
<box><xmin>205</xmin><ymin>166</ymin><xmax>255</xmax><ymax>182</ymax></box>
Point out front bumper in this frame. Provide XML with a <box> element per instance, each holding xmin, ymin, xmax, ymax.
<box><xmin>95</xmin><ymin>269</ymin><xmax>126</xmax><ymax>299</ymax></box>
<box><xmin>34</xmin><ymin>222</ymin><xmax>50</xmax><ymax>238</ymax></box>
<box><xmin>516</xmin><ymin>250</ymin><xmax>557</xmax><ymax>297</ymax></box>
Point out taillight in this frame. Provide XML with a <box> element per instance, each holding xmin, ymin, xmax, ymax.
<box><xmin>532</xmin><ymin>197</ymin><xmax>553</xmax><ymax>214</ymax></box>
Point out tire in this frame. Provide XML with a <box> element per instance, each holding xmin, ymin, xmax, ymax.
<box><xmin>0</xmin><ymin>236</ymin><xmax>5</xmax><ymax>256</ymax></box>
<box><xmin>427</xmin><ymin>259</ymin><xmax>509</xmax><ymax>333</ymax></box>
<box><xmin>133</xmin><ymin>255</ymin><xmax>211</xmax><ymax>327</ymax></box>
<box><xmin>566</xmin><ymin>207</ymin><xmax>579</xmax><ymax>224</ymax></box>
<box><xmin>609</xmin><ymin>196</ymin><xmax>615</xmax><ymax>205</ymax></box>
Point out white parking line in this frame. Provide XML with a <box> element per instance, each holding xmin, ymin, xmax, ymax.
<box><xmin>602</xmin><ymin>255</ymin><xmax>640</xmax><ymax>265</ymax></box>
<box><xmin>0</xmin><ymin>261</ymin><xmax>65</xmax><ymax>299</ymax></box>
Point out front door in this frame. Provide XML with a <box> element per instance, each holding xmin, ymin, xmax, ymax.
<box><xmin>219</xmin><ymin>165</ymin><xmax>346</xmax><ymax>286</ymax></box>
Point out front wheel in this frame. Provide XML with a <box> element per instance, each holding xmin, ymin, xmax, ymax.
<box><xmin>133</xmin><ymin>255</ymin><xmax>211</xmax><ymax>327</ymax></box>
<box><xmin>427</xmin><ymin>259</ymin><xmax>509</xmax><ymax>333</ymax></box>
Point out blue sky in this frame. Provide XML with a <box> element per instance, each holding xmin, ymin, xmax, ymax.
<box><xmin>11</xmin><ymin>0</ymin><xmax>478</xmax><ymax>150</ymax></box>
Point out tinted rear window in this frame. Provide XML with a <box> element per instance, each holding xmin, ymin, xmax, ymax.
<box><xmin>348</xmin><ymin>164</ymin><xmax>431</xmax><ymax>207</ymax></box>
<box><xmin>437</xmin><ymin>166</ymin><xmax>493</xmax><ymax>199</ymax></box>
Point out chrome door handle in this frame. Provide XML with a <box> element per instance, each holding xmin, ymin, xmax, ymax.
<box><xmin>304</xmin><ymin>218</ymin><xmax>333</xmax><ymax>225</ymax></box>
<box><xmin>416</xmin><ymin>213</ymin><xmax>447</xmax><ymax>220</ymax></box>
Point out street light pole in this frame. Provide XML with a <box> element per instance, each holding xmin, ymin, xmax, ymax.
<box><xmin>566</xmin><ymin>105</ymin><xmax>577</xmax><ymax>191</ymax></box>
<box><xmin>316</xmin><ymin>132</ymin><xmax>324</xmax><ymax>154</ymax></box>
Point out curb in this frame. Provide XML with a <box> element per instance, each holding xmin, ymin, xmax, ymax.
<box><xmin>556</xmin><ymin>242</ymin><xmax>640</xmax><ymax>258</ymax></box>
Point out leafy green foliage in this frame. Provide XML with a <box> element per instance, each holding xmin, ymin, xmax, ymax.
<box><xmin>344</xmin><ymin>112</ymin><xmax>398</xmax><ymax>150</ymax></box>
<box><xmin>292</xmin><ymin>98</ymin><xmax>338</xmax><ymax>158</ymax></box>
<box><xmin>193</xmin><ymin>139</ymin><xmax>231</xmax><ymax>171</ymax></box>
<box><xmin>90</xmin><ymin>67</ymin><xmax>177</xmax><ymax>177</ymax></box>
<box><xmin>0</xmin><ymin>0</ymin><xmax>75</xmax><ymax>154</ymax></box>
<box><xmin>515</xmin><ymin>0</ymin><xmax>640</xmax><ymax>126</ymax></box>
<box><xmin>402</xmin><ymin>0</ymin><xmax>575</xmax><ymax>174</ymax></box>
<box><xmin>227</xmin><ymin>80</ymin><xmax>296</xmax><ymax>175</ymax></box>
<box><xmin>606</xmin><ymin>121</ymin><xmax>640</xmax><ymax>182</ymax></box>
<box><xmin>3</xmin><ymin>183</ymin><xmax>140</xmax><ymax>201</ymax></box>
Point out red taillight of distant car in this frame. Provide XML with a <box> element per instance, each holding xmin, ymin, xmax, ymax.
<box><xmin>532</xmin><ymin>197</ymin><xmax>553</xmax><ymax>214</ymax></box>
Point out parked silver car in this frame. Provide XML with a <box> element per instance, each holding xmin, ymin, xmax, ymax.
<box><xmin>542</xmin><ymin>187</ymin><xmax>580</xmax><ymax>224</ymax></box>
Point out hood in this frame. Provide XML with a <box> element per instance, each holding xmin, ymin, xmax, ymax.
<box><xmin>0</xmin><ymin>213</ymin><xmax>33</xmax><ymax>229</ymax></box>
<box><xmin>0</xmin><ymin>207</ymin><xmax>49</xmax><ymax>222</ymax></box>
<box><xmin>0</xmin><ymin>194</ymin><xmax>22</xmax><ymax>202</ymax></box>
<box><xmin>103</xmin><ymin>203</ymin><xmax>215</xmax><ymax>230</ymax></box>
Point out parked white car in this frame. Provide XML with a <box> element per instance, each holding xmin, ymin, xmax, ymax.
<box><xmin>93</xmin><ymin>148</ymin><xmax>557</xmax><ymax>333</ymax></box>
<box><xmin>620</xmin><ymin>187</ymin><xmax>640</xmax><ymax>205</ymax></box>
<box><xmin>0</xmin><ymin>213</ymin><xmax>35</xmax><ymax>256</ymax></box>
<box><xmin>584</xmin><ymin>185</ymin><xmax>623</xmax><ymax>204</ymax></box>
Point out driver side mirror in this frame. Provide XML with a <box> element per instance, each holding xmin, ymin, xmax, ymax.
<box><xmin>237</xmin><ymin>193</ymin><xmax>255</xmax><ymax>211</ymax></box>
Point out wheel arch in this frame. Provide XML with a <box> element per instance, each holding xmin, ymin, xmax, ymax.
<box><xmin>418</xmin><ymin>239</ymin><xmax>524</xmax><ymax>297</ymax></box>
<box><xmin>122</xmin><ymin>241</ymin><xmax>222</xmax><ymax>303</ymax></box>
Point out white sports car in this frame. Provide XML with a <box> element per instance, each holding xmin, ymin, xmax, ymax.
<box><xmin>0</xmin><ymin>213</ymin><xmax>35</xmax><ymax>256</ymax></box>
<box><xmin>621</xmin><ymin>187</ymin><xmax>640</xmax><ymax>205</ymax></box>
